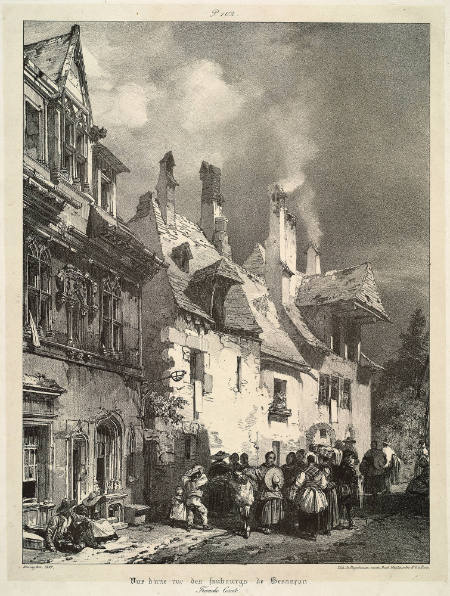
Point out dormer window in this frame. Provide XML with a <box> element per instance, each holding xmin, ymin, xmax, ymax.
<box><xmin>185</xmin><ymin>258</ymin><xmax>243</xmax><ymax>330</ymax></box>
<box><xmin>172</xmin><ymin>242</ymin><xmax>193</xmax><ymax>273</ymax></box>
<box><xmin>93</xmin><ymin>143</ymin><xmax>129</xmax><ymax>217</ymax></box>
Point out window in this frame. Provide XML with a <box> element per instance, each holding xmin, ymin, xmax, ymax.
<box><xmin>341</xmin><ymin>380</ymin><xmax>352</xmax><ymax>410</ymax></box>
<box><xmin>236</xmin><ymin>356</ymin><xmax>242</xmax><ymax>392</ymax></box>
<box><xmin>318</xmin><ymin>374</ymin><xmax>330</xmax><ymax>406</ymax></box>
<box><xmin>25</xmin><ymin>101</ymin><xmax>41</xmax><ymax>160</ymax></box>
<box><xmin>330</xmin><ymin>376</ymin><xmax>339</xmax><ymax>402</ymax></box>
<box><xmin>23</xmin><ymin>425</ymin><xmax>50</xmax><ymax>501</ymax></box>
<box><xmin>331</xmin><ymin>316</ymin><xmax>341</xmax><ymax>356</ymax></box>
<box><xmin>171</xmin><ymin>243</ymin><xmax>193</xmax><ymax>273</ymax></box>
<box><xmin>211</xmin><ymin>284</ymin><xmax>227</xmax><ymax>329</ymax></box>
<box><xmin>101</xmin><ymin>175</ymin><xmax>112</xmax><ymax>212</ymax></box>
<box><xmin>25</xmin><ymin>238</ymin><xmax>51</xmax><ymax>332</ymax></box>
<box><xmin>127</xmin><ymin>426</ymin><xmax>137</xmax><ymax>481</ymax></box>
<box><xmin>320</xmin><ymin>428</ymin><xmax>327</xmax><ymax>439</ymax></box>
<box><xmin>96</xmin><ymin>417</ymin><xmax>121</xmax><ymax>494</ymax></box>
<box><xmin>101</xmin><ymin>278</ymin><xmax>122</xmax><ymax>352</ymax></box>
<box><xmin>184</xmin><ymin>435</ymin><xmax>193</xmax><ymax>460</ymax></box>
<box><xmin>346</xmin><ymin>323</ymin><xmax>359</xmax><ymax>362</ymax></box>
<box><xmin>272</xmin><ymin>441</ymin><xmax>281</xmax><ymax>465</ymax></box>
<box><xmin>190</xmin><ymin>350</ymin><xmax>204</xmax><ymax>383</ymax></box>
<box><xmin>273</xmin><ymin>378</ymin><xmax>287</xmax><ymax>408</ymax></box>
<box><xmin>63</xmin><ymin>99</ymin><xmax>88</xmax><ymax>184</ymax></box>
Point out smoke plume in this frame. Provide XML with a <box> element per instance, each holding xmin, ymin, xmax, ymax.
<box><xmin>279</xmin><ymin>175</ymin><xmax>323</xmax><ymax>249</ymax></box>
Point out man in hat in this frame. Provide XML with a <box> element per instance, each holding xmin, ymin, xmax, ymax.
<box><xmin>244</xmin><ymin>451</ymin><xmax>284</xmax><ymax>534</ymax></box>
<box><xmin>182</xmin><ymin>465</ymin><xmax>212</xmax><ymax>531</ymax></box>
<box><xmin>45</xmin><ymin>498</ymin><xmax>81</xmax><ymax>553</ymax></box>
<box><xmin>360</xmin><ymin>440</ymin><xmax>386</xmax><ymax>507</ymax></box>
<box><xmin>343</xmin><ymin>437</ymin><xmax>360</xmax><ymax>464</ymax></box>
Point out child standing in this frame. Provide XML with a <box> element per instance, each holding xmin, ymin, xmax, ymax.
<box><xmin>168</xmin><ymin>486</ymin><xmax>186</xmax><ymax>527</ymax></box>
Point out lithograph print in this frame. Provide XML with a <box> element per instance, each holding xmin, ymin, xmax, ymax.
<box><xmin>19</xmin><ymin>15</ymin><xmax>432</xmax><ymax>570</ymax></box>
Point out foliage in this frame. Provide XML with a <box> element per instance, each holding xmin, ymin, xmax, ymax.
<box><xmin>372</xmin><ymin>308</ymin><xmax>429</xmax><ymax>464</ymax></box>
<box><xmin>143</xmin><ymin>389</ymin><xmax>187</xmax><ymax>425</ymax></box>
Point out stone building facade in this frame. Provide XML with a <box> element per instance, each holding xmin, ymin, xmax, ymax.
<box><xmin>22</xmin><ymin>25</ymin><xmax>163</xmax><ymax>528</ymax></box>
<box><xmin>128</xmin><ymin>155</ymin><xmax>389</xmax><ymax>516</ymax></box>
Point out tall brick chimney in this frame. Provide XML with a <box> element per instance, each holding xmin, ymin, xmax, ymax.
<box><xmin>156</xmin><ymin>151</ymin><xmax>178</xmax><ymax>223</ymax></box>
<box><xmin>305</xmin><ymin>243</ymin><xmax>321</xmax><ymax>275</ymax></box>
<box><xmin>200</xmin><ymin>161</ymin><xmax>231</xmax><ymax>258</ymax></box>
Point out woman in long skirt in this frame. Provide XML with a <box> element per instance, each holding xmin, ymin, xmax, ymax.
<box><xmin>294</xmin><ymin>455</ymin><xmax>328</xmax><ymax>540</ymax></box>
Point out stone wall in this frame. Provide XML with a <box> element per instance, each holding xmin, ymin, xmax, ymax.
<box><xmin>23</xmin><ymin>352</ymin><xmax>145</xmax><ymax>508</ymax></box>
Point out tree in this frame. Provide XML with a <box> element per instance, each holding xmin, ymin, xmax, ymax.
<box><xmin>372</xmin><ymin>308</ymin><xmax>429</xmax><ymax>465</ymax></box>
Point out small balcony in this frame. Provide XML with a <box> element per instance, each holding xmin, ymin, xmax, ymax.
<box><xmin>268</xmin><ymin>391</ymin><xmax>292</xmax><ymax>422</ymax></box>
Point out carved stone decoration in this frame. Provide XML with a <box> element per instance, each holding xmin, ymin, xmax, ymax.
<box><xmin>56</xmin><ymin>264</ymin><xmax>87</xmax><ymax>308</ymax></box>
<box><xmin>89</xmin><ymin>125</ymin><xmax>107</xmax><ymax>143</ymax></box>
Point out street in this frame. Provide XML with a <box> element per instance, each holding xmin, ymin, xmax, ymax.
<box><xmin>23</xmin><ymin>493</ymin><xmax>429</xmax><ymax>565</ymax></box>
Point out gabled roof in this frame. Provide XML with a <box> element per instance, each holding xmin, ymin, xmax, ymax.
<box><xmin>24</xmin><ymin>24</ymin><xmax>91</xmax><ymax>111</ymax></box>
<box><xmin>24</xmin><ymin>30</ymin><xmax>73</xmax><ymax>83</ymax></box>
<box><xmin>295</xmin><ymin>262</ymin><xmax>390</xmax><ymax>321</ymax></box>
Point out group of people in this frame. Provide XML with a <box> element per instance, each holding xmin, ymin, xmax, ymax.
<box><xmin>169</xmin><ymin>438</ymin><xmax>401</xmax><ymax>540</ymax></box>
<box><xmin>37</xmin><ymin>437</ymin><xmax>426</xmax><ymax>553</ymax></box>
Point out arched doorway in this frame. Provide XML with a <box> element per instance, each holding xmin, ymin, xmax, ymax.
<box><xmin>95</xmin><ymin>416</ymin><xmax>122</xmax><ymax>494</ymax></box>
<box><xmin>305</xmin><ymin>423</ymin><xmax>336</xmax><ymax>447</ymax></box>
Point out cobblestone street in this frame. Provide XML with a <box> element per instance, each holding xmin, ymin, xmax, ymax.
<box><xmin>23</xmin><ymin>493</ymin><xmax>429</xmax><ymax>566</ymax></box>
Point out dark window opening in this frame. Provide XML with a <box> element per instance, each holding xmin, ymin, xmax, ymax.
<box><xmin>318</xmin><ymin>374</ymin><xmax>330</xmax><ymax>406</ymax></box>
<box><xmin>184</xmin><ymin>436</ymin><xmax>192</xmax><ymax>460</ymax></box>
<box><xmin>25</xmin><ymin>241</ymin><xmax>51</xmax><ymax>332</ymax></box>
<box><xmin>320</xmin><ymin>428</ymin><xmax>327</xmax><ymax>439</ymax></box>
<box><xmin>331</xmin><ymin>316</ymin><xmax>341</xmax><ymax>356</ymax></box>
<box><xmin>25</xmin><ymin>101</ymin><xmax>41</xmax><ymax>160</ymax></box>
<box><xmin>101</xmin><ymin>280</ymin><xmax>122</xmax><ymax>352</ymax></box>
<box><xmin>23</xmin><ymin>425</ymin><xmax>50</xmax><ymax>502</ymax></box>
<box><xmin>211</xmin><ymin>284</ymin><xmax>227</xmax><ymax>329</ymax></box>
<box><xmin>341</xmin><ymin>380</ymin><xmax>352</xmax><ymax>410</ymax></box>
<box><xmin>236</xmin><ymin>356</ymin><xmax>242</xmax><ymax>392</ymax></box>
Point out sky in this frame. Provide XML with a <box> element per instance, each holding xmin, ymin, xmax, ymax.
<box><xmin>24</xmin><ymin>21</ymin><xmax>429</xmax><ymax>360</ymax></box>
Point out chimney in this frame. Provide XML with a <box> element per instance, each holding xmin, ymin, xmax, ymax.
<box><xmin>305</xmin><ymin>243</ymin><xmax>321</xmax><ymax>275</ymax></box>
<box><xmin>264</xmin><ymin>184</ymin><xmax>297</xmax><ymax>306</ymax></box>
<box><xmin>200</xmin><ymin>161</ymin><xmax>231</xmax><ymax>258</ymax></box>
<box><xmin>156</xmin><ymin>151</ymin><xmax>178</xmax><ymax>223</ymax></box>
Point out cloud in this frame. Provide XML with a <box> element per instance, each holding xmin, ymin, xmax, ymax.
<box><xmin>175</xmin><ymin>60</ymin><xmax>245</xmax><ymax>133</ymax></box>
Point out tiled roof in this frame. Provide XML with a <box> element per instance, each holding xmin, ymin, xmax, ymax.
<box><xmin>151</xmin><ymin>200</ymin><xmax>259</xmax><ymax>334</ymax></box>
<box><xmin>295</xmin><ymin>262</ymin><xmax>390</xmax><ymax>321</ymax></box>
<box><xmin>284</xmin><ymin>302</ymin><xmax>330</xmax><ymax>352</ymax></box>
<box><xmin>148</xmin><ymin>201</ymin><xmax>308</xmax><ymax>357</ymax></box>
<box><xmin>238</xmin><ymin>272</ymin><xmax>308</xmax><ymax>368</ymax></box>
<box><xmin>24</xmin><ymin>31</ymin><xmax>72</xmax><ymax>83</ymax></box>
<box><xmin>166</xmin><ymin>269</ymin><xmax>214</xmax><ymax>324</ymax></box>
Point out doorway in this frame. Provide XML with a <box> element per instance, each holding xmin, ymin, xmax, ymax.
<box><xmin>72</xmin><ymin>436</ymin><xmax>87</xmax><ymax>502</ymax></box>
